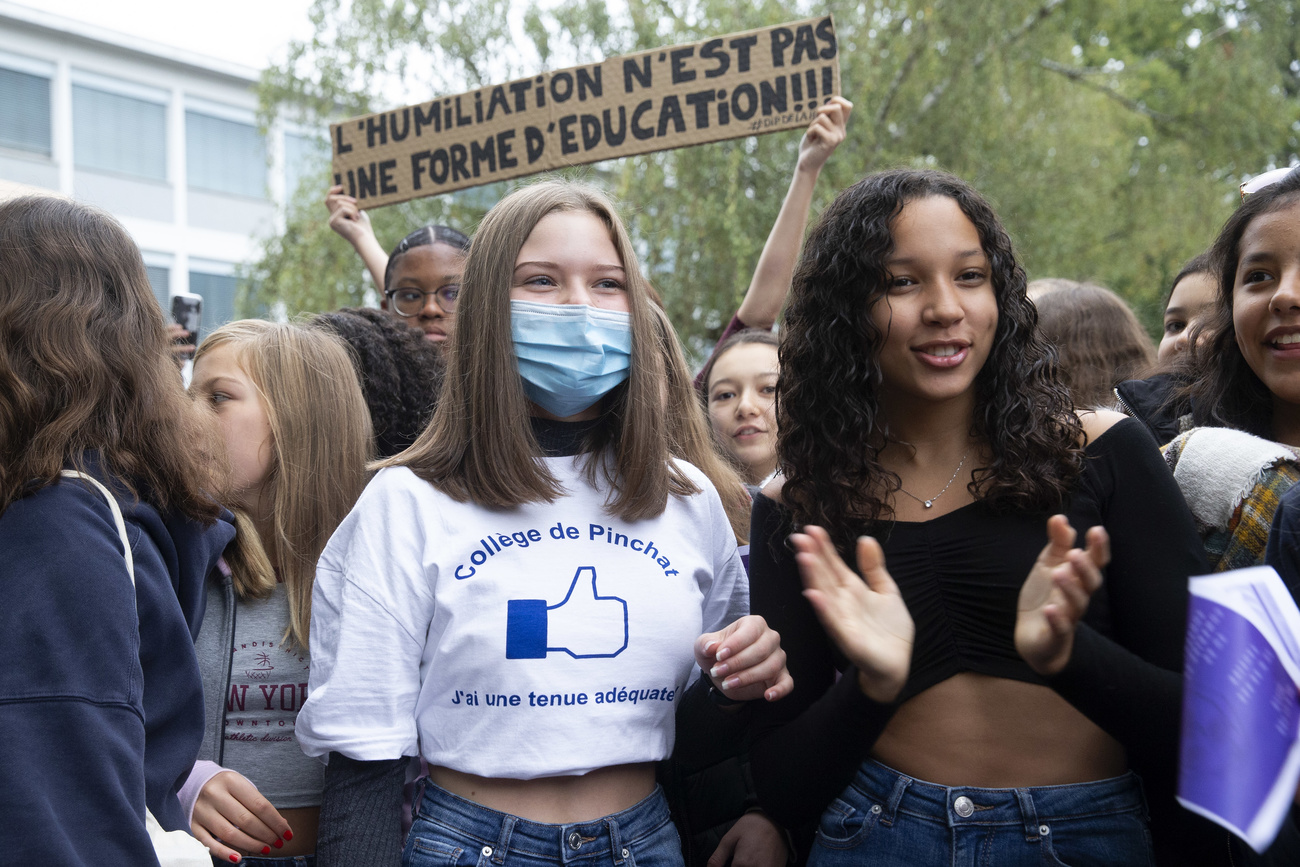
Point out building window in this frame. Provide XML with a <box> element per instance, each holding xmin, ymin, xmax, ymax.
<box><xmin>187</xmin><ymin>111</ymin><xmax>266</xmax><ymax>198</ymax></box>
<box><xmin>145</xmin><ymin>263</ymin><xmax>170</xmax><ymax>312</ymax></box>
<box><xmin>189</xmin><ymin>269</ymin><xmax>239</xmax><ymax>332</ymax></box>
<box><xmin>72</xmin><ymin>84</ymin><xmax>167</xmax><ymax>181</ymax></box>
<box><xmin>283</xmin><ymin>131</ymin><xmax>328</xmax><ymax>200</ymax></box>
<box><xmin>0</xmin><ymin>66</ymin><xmax>52</xmax><ymax>156</ymax></box>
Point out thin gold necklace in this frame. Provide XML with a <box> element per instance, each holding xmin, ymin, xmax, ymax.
<box><xmin>897</xmin><ymin>453</ymin><xmax>968</xmax><ymax>509</ymax></box>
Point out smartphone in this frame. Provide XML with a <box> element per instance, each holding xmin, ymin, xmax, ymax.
<box><xmin>171</xmin><ymin>291</ymin><xmax>202</xmax><ymax>349</ymax></box>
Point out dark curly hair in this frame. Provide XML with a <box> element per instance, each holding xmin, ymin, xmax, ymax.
<box><xmin>778</xmin><ymin>170</ymin><xmax>1083</xmax><ymax>551</ymax></box>
<box><xmin>310</xmin><ymin>307</ymin><xmax>445</xmax><ymax>458</ymax></box>
<box><xmin>1178</xmin><ymin>167</ymin><xmax>1300</xmax><ymax>439</ymax></box>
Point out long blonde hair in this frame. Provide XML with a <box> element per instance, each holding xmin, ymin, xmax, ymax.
<box><xmin>195</xmin><ymin>320</ymin><xmax>373</xmax><ymax>649</ymax></box>
<box><xmin>382</xmin><ymin>179</ymin><xmax>705</xmax><ymax>522</ymax></box>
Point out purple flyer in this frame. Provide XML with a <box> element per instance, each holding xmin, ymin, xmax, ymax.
<box><xmin>1179</xmin><ymin>567</ymin><xmax>1300</xmax><ymax>853</ymax></box>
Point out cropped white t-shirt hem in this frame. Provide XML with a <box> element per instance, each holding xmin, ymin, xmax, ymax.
<box><xmin>296</xmin><ymin>456</ymin><xmax>747</xmax><ymax>779</ymax></box>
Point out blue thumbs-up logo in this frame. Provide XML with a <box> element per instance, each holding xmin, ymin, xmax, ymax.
<box><xmin>506</xmin><ymin>566</ymin><xmax>629</xmax><ymax>659</ymax></box>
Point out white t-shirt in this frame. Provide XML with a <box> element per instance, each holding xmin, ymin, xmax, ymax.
<box><xmin>296</xmin><ymin>455</ymin><xmax>747</xmax><ymax>780</ymax></box>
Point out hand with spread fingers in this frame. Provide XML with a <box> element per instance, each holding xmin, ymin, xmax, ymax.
<box><xmin>695</xmin><ymin>614</ymin><xmax>793</xmax><ymax>703</ymax></box>
<box><xmin>791</xmin><ymin>525</ymin><xmax>914</xmax><ymax>702</ymax></box>
<box><xmin>1016</xmin><ymin>514</ymin><xmax>1110</xmax><ymax>676</ymax></box>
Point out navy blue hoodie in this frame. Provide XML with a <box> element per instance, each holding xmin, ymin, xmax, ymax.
<box><xmin>0</xmin><ymin>462</ymin><xmax>234</xmax><ymax>865</ymax></box>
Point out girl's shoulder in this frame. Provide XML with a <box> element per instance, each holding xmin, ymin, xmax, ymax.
<box><xmin>362</xmin><ymin>464</ymin><xmax>439</xmax><ymax>502</ymax></box>
<box><xmin>668</xmin><ymin>456</ymin><xmax>710</xmax><ymax>487</ymax></box>
<box><xmin>340</xmin><ymin>465</ymin><xmax>451</xmax><ymax>536</ymax></box>
<box><xmin>666</xmin><ymin>456</ymin><xmax>741</xmax><ymax>519</ymax></box>
<box><xmin>759</xmin><ymin>472</ymin><xmax>786</xmax><ymax>506</ymax></box>
<box><xmin>1076</xmin><ymin>408</ymin><xmax>1129</xmax><ymax>447</ymax></box>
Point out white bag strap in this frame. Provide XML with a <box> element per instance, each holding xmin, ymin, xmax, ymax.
<box><xmin>59</xmin><ymin>471</ymin><xmax>211</xmax><ymax>865</ymax></box>
<box><xmin>60</xmin><ymin>469</ymin><xmax>134</xmax><ymax>586</ymax></box>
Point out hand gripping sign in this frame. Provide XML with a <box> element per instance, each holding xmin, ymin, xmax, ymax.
<box><xmin>506</xmin><ymin>566</ymin><xmax>629</xmax><ymax>659</ymax></box>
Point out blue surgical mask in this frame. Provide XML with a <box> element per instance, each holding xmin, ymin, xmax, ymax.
<box><xmin>511</xmin><ymin>300</ymin><xmax>633</xmax><ymax>418</ymax></box>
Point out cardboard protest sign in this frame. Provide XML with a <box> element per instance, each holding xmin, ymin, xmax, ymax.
<box><xmin>331</xmin><ymin>16</ymin><xmax>840</xmax><ymax>209</ymax></box>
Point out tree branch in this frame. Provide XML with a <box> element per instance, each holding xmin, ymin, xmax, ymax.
<box><xmin>1039</xmin><ymin>58</ymin><xmax>1175</xmax><ymax>124</ymax></box>
<box><xmin>875</xmin><ymin>26</ymin><xmax>929</xmax><ymax>128</ymax></box>
<box><xmin>884</xmin><ymin>0</ymin><xmax>1069</xmax><ymax>145</ymax></box>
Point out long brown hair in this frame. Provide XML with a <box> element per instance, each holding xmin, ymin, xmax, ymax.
<box><xmin>1033</xmin><ymin>282</ymin><xmax>1156</xmax><ymax>410</ymax></box>
<box><xmin>380</xmin><ymin>179</ymin><xmax>701</xmax><ymax>521</ymax></box>
<box><xmin>194</xmin><ymin>320</ymin><xmax>372</xmax><ymax>649</ymax></box>
<box><xmin>649</xmin><ymin>304</ymin><xmax>751</xmax><ymax>541</ymax></box>
<box><xmin>0</xmin><ymin>196</ymin><xmax>220</xmax><ymax>521</ymax></box>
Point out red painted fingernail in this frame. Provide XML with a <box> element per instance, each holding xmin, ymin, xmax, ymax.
<box><xmin>229</xmin><ymin>856</ymin><xmax>240</xmax><ymax>863</ymax></box>
<box><xmin>274</xmin><ymin>839</ymin><xmax>284</xmax><ymax>849</ymax></box>
<box><xmin>283</xmin><ymin>830</ymin><xmax>293</xmax><ymax>841</ymax></box>
<box><xmin>262</xmin><ymin>847</ymin><xmax>271</xmax><ymax>855</ymax></box>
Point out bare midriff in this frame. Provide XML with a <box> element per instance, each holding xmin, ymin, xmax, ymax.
<box><xmin>272</xmin><ymin>806</ymin><xmax>319</xmax><ymax>857</ymax></box>
<box><xmin>870</xmin><ymin>673</ymin><xmax>1128</xmax><ymax>787</ymax></box>
<box><xmin>427</xmin><ymin>762</ymin><xmax>658</xmax><ymax>824</ymax></box>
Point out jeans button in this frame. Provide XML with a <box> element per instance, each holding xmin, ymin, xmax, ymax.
<box><xmin>953</xmin><ymin>795</ymin><xmax>974</xmax><ymax>818</ymax></box>
<box><xmin>480</xmin><ymin>846</ymin><xmax>493</xmax><ymax>856</ymax></box>
<box><xmin>568</xmin><ymin>831</ymin><xmax>583</xmax><ymax>850</ymax></box>
<box><xmin>1040</xmin><ymin>824</ymin><xmax>1051</xmax><ymax>836</ymax></box>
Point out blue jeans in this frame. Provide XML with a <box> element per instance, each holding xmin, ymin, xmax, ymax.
<box><xmin>809</xmin><ymin>760</ymin><xmax>1156</xmax><ymax>867</ymax></box>
<box><xmin>218</xmin><ymin>857</ymin><xmax>315</xmax><ymax>866</ymax></box>
<box><xmin>403</xmin><ymin>781</ymin><xmax>684</xmax><ymax>867</ymax></box>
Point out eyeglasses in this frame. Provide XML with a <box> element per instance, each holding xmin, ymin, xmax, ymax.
<box><xmin>1240</xmin><ymin>166</ymin><xmax>1297</xmax><ymax>201</ymax></box>
<box><xmin>385</xmin><ymin>286</ymin><xmax>459</xmax><ymax>316</ymax></box>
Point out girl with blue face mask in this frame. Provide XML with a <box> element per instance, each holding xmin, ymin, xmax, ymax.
<box><xmin>297</xmin><ymin>180</ymin><xmax>788</xmax><ymax>867</ymax></box>
<box><xmin>508</xmin><ymin>206</ymin><xmax>636</xmax><ymax>420</ymax></box>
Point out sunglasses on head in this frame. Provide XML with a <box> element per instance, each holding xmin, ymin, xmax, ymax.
<box><xmin>1240</xmin><ymin>166</ymin><xmax>1299</xmax><ymax>201</ymax></box>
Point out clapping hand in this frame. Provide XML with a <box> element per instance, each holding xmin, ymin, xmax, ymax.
<box><xmin>791</xmin><ymin>526</ymin><xmax>913</xmax><ymax>702</ymax></box>
<box><xmin>1015</xmin><ymin>515</ymin><xmax>1109</xmax><ymax>676</ymax></box>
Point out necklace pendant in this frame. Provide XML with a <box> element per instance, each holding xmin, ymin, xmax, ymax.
<box><xmin>924</xmin><ymin>500</ymin><xmax>933</xmax><ymax>508</ymax></box>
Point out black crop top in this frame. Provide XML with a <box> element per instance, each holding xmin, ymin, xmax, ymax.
<box><xmin>747</xmin><ymin>417</ymin><xmax>1209</xmax><ymax>827</ymax></box>
<box><xmin>869</xmin><ymin>506</ymin><xmax>1059</xmax><ymax>698</ymax></box>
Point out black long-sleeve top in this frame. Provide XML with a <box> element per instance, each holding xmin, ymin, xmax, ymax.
<box><xmin>748</xmin><ymin>419</ymin><xmax>1208</xmax><ymax>840</ymax></box>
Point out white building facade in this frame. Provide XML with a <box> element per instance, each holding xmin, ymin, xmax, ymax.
<box><xmin>0</xmin><ymin>2</ymin><xmax>323</xmax><ymax>330</ymax></box>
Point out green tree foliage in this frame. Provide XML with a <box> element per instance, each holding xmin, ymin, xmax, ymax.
<box><xmin>247</xmin><ymin>0</ymin><xmax>1300</xmax><ymax>353</ymax></box>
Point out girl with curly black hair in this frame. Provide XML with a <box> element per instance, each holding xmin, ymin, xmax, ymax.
<box><xmin>747</xmin><ymin>170</ymin><xmax>1207</xmax><ymax>865</ymax></box>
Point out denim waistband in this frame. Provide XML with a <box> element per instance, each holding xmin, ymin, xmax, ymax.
<box><xmin>853</xmin><ymin>759</ymin><xmax>1147</xmax><ymax>837</ymax></box>
<box><xmin>414</xmin><ymin>781</ymin><xmax>673</xmax><ymax>865</ymax></box>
